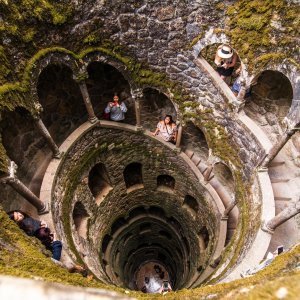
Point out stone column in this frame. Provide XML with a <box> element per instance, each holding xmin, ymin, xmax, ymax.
<box><xmin>175</xmin><ymin>124</ymin><xmax>183</xmax><ymax>149</ymax></box>
<box><xmin>131</xmin><ymin>88</ymin><xmax>143</xmax><ymax>129</ymax></box>
<box><xmin>236</xmin><ymin>78</ymin><xmax>247</xmax><ymax>112</ymax></box>
<box><xmin>1</xmin><ymin>161</ymin><xmax>48</xmax><ymax>214</ymax></box>
<box><xmin>34</xmin><ymin>116</ymin><xmax>61</xmax><ymax>158</ymax></box>
<box><xmin>73</xmin><ymin>72</ymin><xmax>98</xmax><ymax>124</ymax></box>
<box><xmin>261</xmin><ymin>124</ymin><xmax>300</xmax><ymax>167</ymax></box>
<box><xmin>262</xmin><ymin>200</ymin><xmax>300</xmax><ymax>234</ymax></box>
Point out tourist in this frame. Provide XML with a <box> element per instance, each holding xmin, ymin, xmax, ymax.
<box><xmin>152</xmin><ymin>115</ymin><xmax>177</xmax><ymax>143</ymax></box>
<box><xmin>104</xmin><ymin>94</ymin><xmax>127</xmax><ymax>121</ymax></box>
<box><xmin>8</xmin><ymin>210</ymin><xmax>47</xmax><ymax>236</ymax></box>
<box><xmin>35</xmin><ymin>227</ymin><xmax>62</xmax><ymax>261</ymax></box>
<box><xmin>214</xmin><ymin>44</ymin><xmax>237</xmax><ymax>80</ymax></box>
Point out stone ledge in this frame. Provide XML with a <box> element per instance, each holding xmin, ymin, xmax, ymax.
<box><xmin>221</xmin><ymin>169</ymin><xmax>275</xmax><ymax>282</ymax></box>
<box><xmin>0</xmin><ymin>275</ymin><xmax>133</xmax><ymax>300</ymax></box>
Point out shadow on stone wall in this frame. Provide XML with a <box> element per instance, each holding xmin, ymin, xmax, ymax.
<box><xmin>87</xmin><ymin>62</ymin><xmax>135</xmax><ymax>125</ymax></box>
<box><xmin>37</xmin><ymin>64</ymin><xmax>87</xmax><ymax>145</ymax></box>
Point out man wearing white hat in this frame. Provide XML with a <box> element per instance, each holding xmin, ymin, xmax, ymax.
<box><xmin>214</xmin><ymin>44</ymin><xmax>238</xmax><ymax>80</ymax></box>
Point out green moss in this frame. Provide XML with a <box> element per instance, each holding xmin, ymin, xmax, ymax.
<box><xmin>0</xmin><ymin>207</ymin><xmax>136</xmax><ymax>296</ymax></box>
<box><xmin>224</xmin><ymin>0</ymin><xmax>299</xmax><ymax>73</ymax></box>
<box><xmin>0</xmin><ymin>135</ymin><xmax>9</xmax><ymax>174</ymax></box>
<box><xmin>83</xmin><ymin>33</ymin><xmax>101</xmax><ymax>46</ymax></box>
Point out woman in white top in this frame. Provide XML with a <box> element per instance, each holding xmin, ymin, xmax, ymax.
<box><xmin>152</xmin><ymin>115</ymin><xmax>177</xmax><ymax>143</ymax></box>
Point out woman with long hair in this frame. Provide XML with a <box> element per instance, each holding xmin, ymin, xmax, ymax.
<box><xmin>152</xmin><ymin>115</ymin><xmax>177</xmax><ymax>143</ymax></box>
<box><xmin>8</xmin><ymin>210</ymin><xmax>47</xmax><ymax>236</ymax></box>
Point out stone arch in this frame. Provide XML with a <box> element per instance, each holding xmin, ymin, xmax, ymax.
<box><xmin>183</xmin><ymin>195</ymin><xmax>199</xmax><ymax>217</ymax></box>
<box><xmin>182</xmin><ymin>121</ymin><xmax>209</xmax><ymax>161</ymax></box>
<box><xmin>29</xmin><ymin>50</ymin><xmax>79</xmax><ymax>103</ymax></box>
<box><xmin>0</xmin><ymin>106</ymin><xmax>51</xmax><ymax>212</ymax></box>
<box><xmin>198</xmin><ymin>226</ymin><xmax>209</xmax><ymax>250</ymax></box>
<box><xmin>192</xmin><ymin>28</ymin><xmax>229</xmax><ymax>57</ymax></box>
<box><xmin>86</xmin><ymin>61</ymin><xmax>135</xmax><ymax>124</ymax></box>
<box><xmin>37</xmin><ymin>63</ymin><xmax>86</xmax><ymax>145</ymax></box>
<box><xmin>244</xmin><ymin>70</ymin><xmax>293</xmax><ymax>139</ymax></box>
<box><xmin>213</xmin><ymin>162</ymin><xmax>235</xmax><ymax>198</ymax></box>
<box><xmin>140</xmin><ymin>87</ymin><xmax>178</xmax><ymax>130</ymax></box>
<box><xmin>157</xmin><ymin>174</ymin><xmax>175</xmax><ymax>192</ymax></box>
<box><xmin>82</xmin><ymin>52</ymin><xmax>136</xmax><ymax>90</ymax></box>
<box><xmin>88</xmin><ymin>163</ymin><xmax>113</xmax><ymax>205</ymax></box>
<box><xmin>123</xmin><ymin>162</ymin><xmax>144</xmax><ymax>192</ymax></box>
<box><xmin>72</xmin><ymin>201</ymin><xmax>89</xmax><ymax>239</ymax></box>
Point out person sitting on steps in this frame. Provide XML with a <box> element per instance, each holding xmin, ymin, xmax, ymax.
<box><xmin>214</xmin><ymin>44</ymin><xmax>237</xmax><ymax>81</ymax></box>
<box><xmin>152</xmin><ymin>115</ymin><xmax>177</xmax><ymax>144</ymax></box>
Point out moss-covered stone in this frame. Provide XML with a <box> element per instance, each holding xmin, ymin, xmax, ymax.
<box><xmin>225</xmin><ymin>0</ymin><xmax>299</xmax><ymax>72</ymax></box>
<box><xmin>1</xmin><ymin>204</ymin><xmax>299</xmax><ymax>299</ymax></box>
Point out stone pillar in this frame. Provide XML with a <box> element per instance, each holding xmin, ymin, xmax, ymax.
<box><xmin>34</xmin><ymin>116</ymin><xmax>61</xmax><ymax>158</ymax></box>
<box><xmin>262</xmin><ymin>200</ymin><xmax>300</xmax><ymax>234</ymax></box>
<box><xmin>1</xmin><ymin>161</ymin><xmax>48</xmax><ymax>214</ymax></box>
<box><xmin>237</xmin><ymin>79</ymin><xmax>246</xmax><ymax>101</ymax></box>
<box><xmin>131</xmin><ymin>88</ymin><xmax>143</xmax><ymax>129</ymax></box>
<box><xmin>236</xmin><ymin>78</ymin><xmax>247</xmax><ymax>112</ymax></box>
<box><xmin>73</xmin><ymin>72</ymin><xmax>98</xmax><ymax>124</ymax></box>
<box><xmin>176</xmin><ymin>124</ymin><xmax>183</xmax><ymax>148</ymax></box>
<box><xmin>261</xmin><ymin>124</ymin><xmax>300</xmax><ymax>167</ymax></box>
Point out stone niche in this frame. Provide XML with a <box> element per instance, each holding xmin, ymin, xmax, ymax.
<box><xmin>86</xmin><ymin>62</ymin><xmax>135</xmax><ymax>124</ymax></box>
<box><xmin>37</xmin><ymin>64</ymin><xmax>86</xmax><ymax>146</ymax></box>
<box><xmin>244</xmin><ymin>70</ymin><xmax>293</xmax><ymax>141</ymax></box>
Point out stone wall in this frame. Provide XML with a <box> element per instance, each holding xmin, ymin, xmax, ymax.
<box><xmin>50</xmin><ymin>125</ymin><xmax>221</xmax><ymax>286</ymax></box>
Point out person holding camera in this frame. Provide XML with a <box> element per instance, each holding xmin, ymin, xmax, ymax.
<box><xmin>104</xmin><ymin>94</ymin><xmax>127</xmax><ymax>122</ymax></box>
<box><xmin>214</xmin><ymin>44</ymin><xmax>237</xmax><ymax>80</ymax></box>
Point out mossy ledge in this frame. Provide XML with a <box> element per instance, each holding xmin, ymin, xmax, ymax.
<box><xmin>1</xmin><ymin>207</ymin><xmax>299</xmax><ymax>299</ymax></box>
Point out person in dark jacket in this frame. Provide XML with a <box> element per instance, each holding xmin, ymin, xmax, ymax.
<box><xmin>8</xmin><ymin>210</ymin><xmax>47</xmax><ymax>236</ymax></box>
<box><xmin>35</xmin><ymin>227</ymin><xmax>62</xmax><ymax>261</ymax></box>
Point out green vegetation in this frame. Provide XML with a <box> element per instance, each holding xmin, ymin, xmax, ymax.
<box><xmin>225</xmin><ymin>0</ymin><xmax>299</xmax><ymax>72</ymax></box>
<box><xmin>0</xmin><ymin>206</ymin><xmax>299</xmax><ymax>299</ymax></box>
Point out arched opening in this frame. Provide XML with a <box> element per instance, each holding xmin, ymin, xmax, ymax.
<box><xmin>86</xmin><ymin>62</ymin><xmax>135</xmax><ymax>124</ymax></box>
<box><xmin>37</xmin><ymin>64</ymin><xmax>85</xmax><ymax>145</ymax></box>
<box><xmin>157</xmin><ymin>175</ymin><xmax>175</xmax><ymax>192</ymax></box>
<box><xmin>213</xmin><ymin>162</ymin><xmax>237</xmax><ymax>244</ymax></box>
<box><xmin>0</xmin><ymin>108</ymin><xmax>51</xmax><ymax>214</ymax></box>
<box><xmin>182</xmin><ymin>122</ymin><xmax>209</xmax><ymax>161</ymax></box>
<box><xmin>198</xmin><ymin>227</ymin><xmax>209</xmax><ymax>249</ymax></box>
<box><xmin>213</xmin><ymin>163</ymin><xmax>235</xmax><ymax>198</ymax></box>
<box><xmin>200</xmin><ymin>43</ymin><xmax>242</xmax><ymax>86</ymax></box>
<box><xmin>102</xmin><ymin>234</ymin><xmax>112</xmax><ymax>254</ymax></box>
<box><xmin>244</xmin><ymin>70</ymin><xmax>293</xmax><ymax>140</ymax></box>
<box><xmin>88</xmin><ymin>163</ymin><xmax>113</xmax><ymax>205</ymax></box>
<box><xmin>72</xmin><ymin>201</ymin><xmax>89</xmax><ymax>239</ymax></box>
<box><xmin>123</xmin><ymin>162</ymin><xmax>144</xmax><ymax>192</ymax></box>
<box><xmin>103</xmin><ymin>205</ymin><xmax>194</xmax><ymax>292</ymax></box>
<box><xmin>140</xmin><ymin>88</ymin><xmax>177</xmax><ymax>130</ymax></box>
<box><xmin>183</xmin><ymin>195</ymin><xmax>199</xmax><ymax>217</ymax></box>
